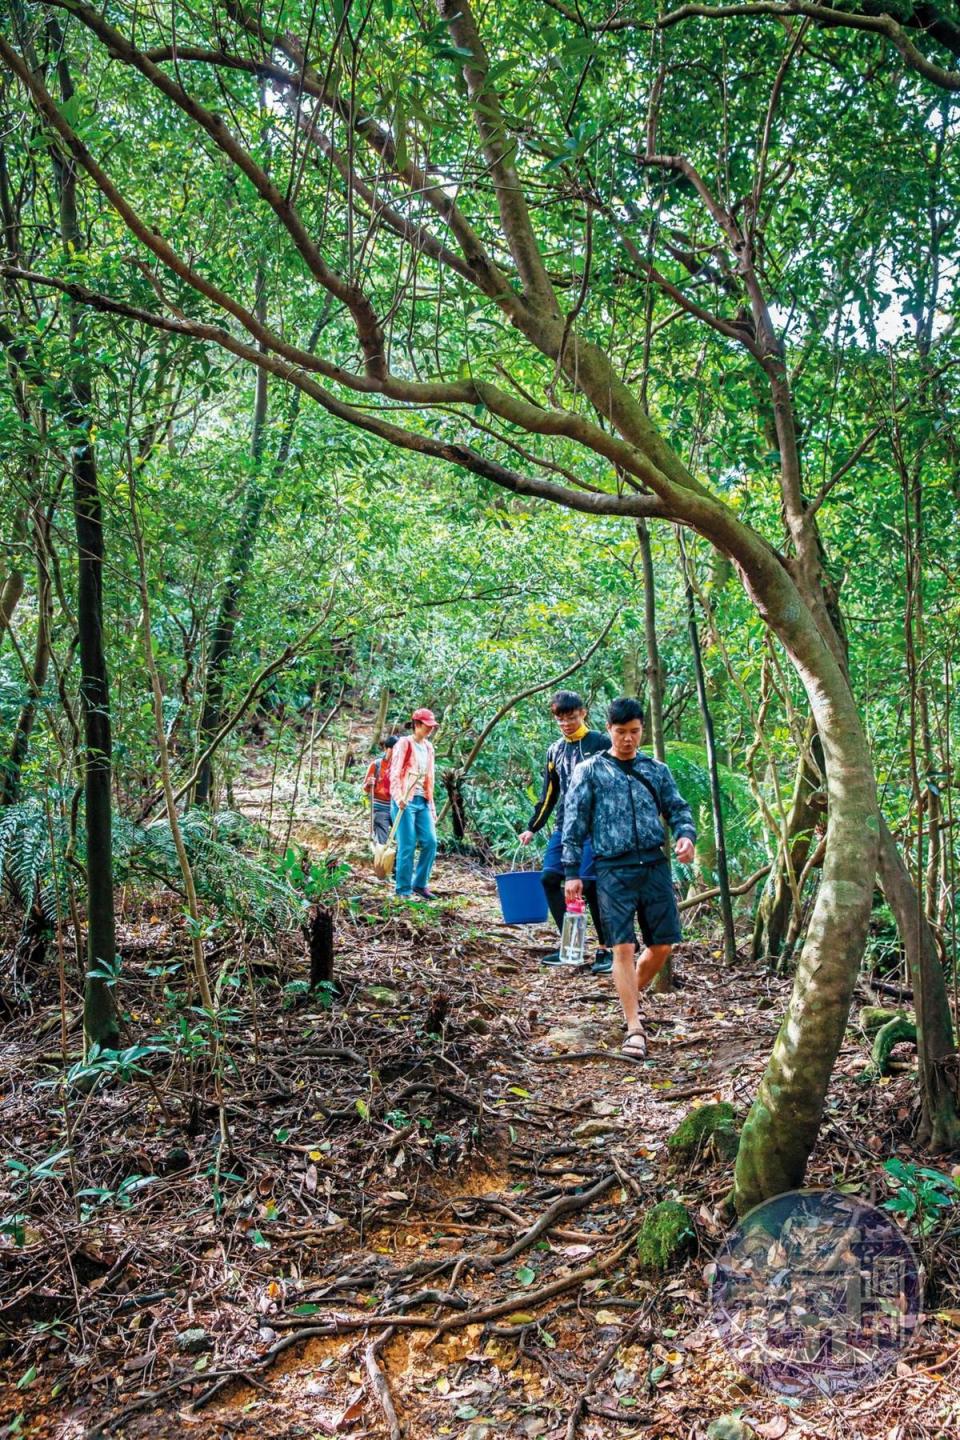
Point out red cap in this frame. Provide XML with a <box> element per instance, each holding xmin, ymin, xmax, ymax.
<box><xmin>412</xmin><ymin>707</ymin><xmax>438</xmax><ymax>727</ymax></box>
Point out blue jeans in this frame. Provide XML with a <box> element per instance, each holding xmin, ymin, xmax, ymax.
<box><xmin>391</xmin><ymin>796</ymin><xmax>437</xmax><ymax>894</ymax></box>
<box><xmin>542</xmin><ymin>828</ymin><xmax>596</xmax><ymax>881</ymax></box>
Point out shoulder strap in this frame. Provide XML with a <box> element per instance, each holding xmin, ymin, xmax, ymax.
<box><xmin>600</xmin><ymin>753</ymin><xmax>661</xmax><ymax>811</ymax></box>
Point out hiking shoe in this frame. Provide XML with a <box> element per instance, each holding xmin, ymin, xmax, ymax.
<box><xmin>413</xmin><ymin>887</ymin><xmax>437</xmax><ymax>900</ymax></box>
<box><xmin>591</xmin><ymin>948</ymin><xmax>613</xmax><ymax>975</ymax></box>
<box><xmin>540</xmin><ymin>949</ymin><xmax>563</xmax><ymax>965</ymax></box>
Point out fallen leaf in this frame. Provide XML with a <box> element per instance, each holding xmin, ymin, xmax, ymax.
<box><xmin>595</xmin><ymin>1309</ymin><xmax>622</xmax><ymax>1324</ymax></box>
<box><xmin>122</xmin><ymin>1351</ymin><xmax>157</xmax><ymax>1373</ymax></box>
<box><xmin>756</xmin><ymin>1419</ymin><xmax>789</xmax><ymax>1439</ymax></box>
<box><xmin>335</xmin><ymin>1394</ymin><xmax>365</xmax><ymax>1429</ymax></box>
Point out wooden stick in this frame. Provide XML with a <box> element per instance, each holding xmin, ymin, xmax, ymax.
<box><xmin>364</xmin><ymin>1327</ymin><xmax>404</xmax><ymax>1440</ymax></box>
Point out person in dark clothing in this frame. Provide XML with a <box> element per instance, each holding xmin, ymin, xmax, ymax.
<box><xmin>518</xmin><ymin>689</ymin><xmax>612</xmax><ymax>972</ymax></box>
<box><xmin>563</xmin><ymin>696</ymin><xmax>696</xmax><ymax>1057</ymax></box>
<box><xmin>363</xmin><ymin>735</ymin><xmax>399</xmax><ymax>844</ymax></box>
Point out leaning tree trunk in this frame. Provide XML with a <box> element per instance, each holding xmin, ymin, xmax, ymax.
<box><xmin>0</xmin><ymin>517</ymin><xmax>26</xmax><ymax>652</ymax></box>
<box><xmin>559</xmin><ymin>341</ymin><xmax>880</xmax><ymax>1214</ymax></box>
<box><xmin>0</xmin><ymin>566</ymin><xmax>25</xmax><ymax>642</ymax></box>
<box><xmin>731</xmin><ymin>657</ymin><xmax>879</xmax><ymax>1208</ymax></box>
<box><xmin>878</xmin><ymin>817</ymin><xmax>960</xmax><ymax>1151</ymax></box>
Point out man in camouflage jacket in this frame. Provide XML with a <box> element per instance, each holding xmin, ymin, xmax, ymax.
<box><xmin>562</xmin><ymin>696</ymin><xmax>696</xmax><ymax>1057</ymax></box>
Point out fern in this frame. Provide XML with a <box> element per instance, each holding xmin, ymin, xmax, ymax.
<box><xmin>114</xmin><ymin>808</ymin><xmax>305</xmax><ymax>931</ymax></box>
<box><xmin>0</xmin><ymin>795</ymin><xmax>71</xmax><ymax>920</ymax></box>
<box><xmin>1</xmin><ymin>792</ymin><xmax>306</xmax><ymax>933</ymax></box>
<box><xmin>662</xmin><ymin>742</ymin><xmax>767</xmax><ymax>876</ymax></box>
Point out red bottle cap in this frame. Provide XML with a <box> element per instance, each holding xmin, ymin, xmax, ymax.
<box><xmin>567</xmin><ymin>897</ymin><xmax>585</xmax><ymax>914</ymax></box>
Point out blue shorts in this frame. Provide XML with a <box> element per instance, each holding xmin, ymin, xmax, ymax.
<box><xmin>542</xmin><ymin>828</ymin><xmax>596</xmax><ymax>883</ymax></box>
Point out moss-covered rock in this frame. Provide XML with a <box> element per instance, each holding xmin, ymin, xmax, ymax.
<box><xmin>705</xmin><ymin>1418</ymin><xmax>756</xmax><ymax>1440</ymax></box>
<box><xmin>667</xmin><ymin>1101</ymin><xmax>740</xmax><ymax>1165</ymax></box>
<box><xmin>871</xmin><ymin>1014</ymin><xmax>917</xmax><ymax>1075</ymax></box>
<box><xmin>635</xmin><ymin>1199</ymin><xmax>694</xmax><ymax>1271</ymax></box>
<box><xmin>859</xmin><ymin>1005</ymin><xmax>912</xmax><ymax>1040</ymax></box>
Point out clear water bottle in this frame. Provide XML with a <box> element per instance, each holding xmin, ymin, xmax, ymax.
<box><xmin>558</xmin><ymin>896</ymin><xmax>587</xmax><ymax>966</ymax></box>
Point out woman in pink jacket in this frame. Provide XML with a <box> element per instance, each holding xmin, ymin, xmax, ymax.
<box><xmin>390</xmin><ymin>708</ymin><xmax>439</xmax><ymax>900</ymax></box>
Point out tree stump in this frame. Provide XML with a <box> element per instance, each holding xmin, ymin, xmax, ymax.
<box><xmin>303</xmin><ymin>904</ymin><xmax>334</xmax><ymax>989</ymax></box>
<box><xmin>668</xmin><ymin>1101</ymin><xmax>740</xmax><ymax>1166</ymax></box>
<box><xmin>635</xmin><ymin>1199</ymin><xmax>694</xmax><ymax>1271</ymax></box>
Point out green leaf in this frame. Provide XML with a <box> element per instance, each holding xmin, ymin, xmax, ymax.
<box><xmin>514</xmin><ymin>1265</ymin><xmax>536</xmax><ymax>1286</ymax></box>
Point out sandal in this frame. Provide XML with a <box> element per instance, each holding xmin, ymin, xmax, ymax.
<box><xmin>622</xmin><ymin>1027</ymin><xmax>647</xmax><ymax>1060</ymax></box>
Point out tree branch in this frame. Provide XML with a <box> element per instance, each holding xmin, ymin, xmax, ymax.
<box><xmin>222</xmin><ymin>1</ymin><xmax>519</xmax><ymax>308</ymax></box>
<box><xmin>657</xmin><ymin>2</ymin><xmax>960</xmax><ymax>92</ymax></box>
<box><xmin>42</xmin><ymin>0</ymin><xmax>389</xmax><ymax>375</ymax></box>
<box><xmin>436</xmin><ymin>0</ymin><xmax>559</xmax><ymax>310</ymax></box>
<box><xmin>436</xmin><ymin>603</ymin><xmax>621</xmax><ymax>823</ymax></box>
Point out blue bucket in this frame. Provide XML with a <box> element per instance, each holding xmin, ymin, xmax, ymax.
<box><xmin>495</xmin><ymin>869</ymin><xmax>548</xmax><ymax>925</ymax></box>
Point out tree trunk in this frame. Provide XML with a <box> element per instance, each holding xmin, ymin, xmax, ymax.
<box><xmin>636</xmin><ymin>519</ymin><xmax>665</xmax><ymax>762</ymax></box>
<box><xmin>194</xmin><ymin>295</ymin><xmax>270</xmax><ymax>806</ymax></box>
<box><xmin>444</xmin><ymin>770</ymin><xmax>468</xmax><ymax>840</ymax></box>
<box><xmin>557</xmin><ymin>342</ymin><xmax>879</xmax><ymax>1213</ymax></box>
<box><xmin>48</xmin><ymin>35</ymin><xmax>118</xmax><ymax>1048</ymax></box>
<box><xmin>679</xmin><ymin>534</ymin><xmax>736</xmax><ymax>965</ymax></box>
<box><xmin>0</xmin><ymin>559</ymin><xmax>25</xmax><ymax>653</ymax></box>
<box><xmin>73</xmin><ymin>369</ymin><xmax>118</xmax><ymax>1048</ymax></box>
<box><xmin>636</xmin><ymin>519</ymin><xmax>672</xmax><ymax>991</ymax></box>
<box><xmin>878</xmin><ymin>826</ymin><xmax>960</xmax><ymax>1149</ymax></box>
<box><xmin>751</xmin><ymin>736</ymin><xmax>823</xmax><ymax>967</ymax></box>
<box><xmin>304</xmin><ymin>905</ymin><xmax>334</xmax><ymax>988</ymax></box>
<box><xmin>373</xmin><ymin>685</ymin><xmax>390</xmax><ymax>747</ymax></box>
<box><xmin>194</xmin><ymin>306</ymin><xmax>325</xmax><ymax>805</ymax></box>
<box><xmin>1</xmin><ymin>503</ymin><xmax>52</xmax><ymax>805</ymax></box>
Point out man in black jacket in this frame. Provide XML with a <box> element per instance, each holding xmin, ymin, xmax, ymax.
<box><xmin>518</xmin><ymin>690</ymin><xmax>612</xmax><ymax>971</ymax></box>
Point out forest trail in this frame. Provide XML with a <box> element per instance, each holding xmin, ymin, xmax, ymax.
<box><xmin>1</xmin><ymin>756</ymin><xmax>952</xmax><ymax>1440</ymax></box>
<box><xmin>193</xmin><ymin>816</ymin><xmax>777</xmax><ymax>1440</ymax></box>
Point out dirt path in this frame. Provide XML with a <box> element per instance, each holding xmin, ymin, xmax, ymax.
<box><xmin>1</xmin><ymin>771</ymin><xmax>955</xmax><ymax>1440</ymax></box>
<box><xmin>177</xmin><ymin>788</ymin><xmax>952</xmax><ymax>1440</ymax></box>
